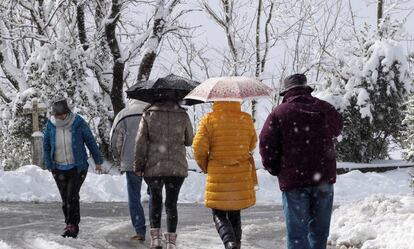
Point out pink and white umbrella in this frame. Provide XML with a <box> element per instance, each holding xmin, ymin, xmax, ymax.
<box><xmin>184</xmin><ymin>76</ymin><xmax>273</xmax><ymax>103</ymax></box>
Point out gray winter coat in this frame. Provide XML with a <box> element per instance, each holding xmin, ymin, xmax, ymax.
<box><xmin>135</xmin><ymin>101</ymin><xmax>194</xmax><ymax>177</ymax></box>
<box><xmin>110</xmin><ymin>101</ymin><xmax>147</xmax><ymax>172</ymax></box>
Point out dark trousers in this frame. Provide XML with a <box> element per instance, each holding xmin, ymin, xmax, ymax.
<box><xmin>144</xmin><ymin>176</ymin><xmax>185</xmax><ymax>233</ymax></box>
<box><xmin>53</xmin><ymin>168</ymin><xmax>87</xmax><ymax>228</ymax></box>
<box><xmin>212</xmin><ymin>209</ymin><xmax>242</xmax><ymax>246</ymax></box>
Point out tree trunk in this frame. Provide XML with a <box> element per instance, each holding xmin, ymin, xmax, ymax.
<box><xmin>105</xmin><ymin>0</ymin><xmax>125</xmax><ymax>117</ymax></box>
<box><xmin>377</xmin><ymin>0</ymin><xmax>383</xmax><ymax>28</ymax></box>
<box><xmin>136</xmin><ymin>3</ymin><xmax>167</xmax><ymax>82</ymax></box>
<box><xmin>137</xmin><ymin>52</ymin><xmax>157</xmax><ymax>81</ymax></box>
<box><xmin>221</xmin><ymin>0</ymin><xmax>238</xmax><ymax>75</ymax></box>
<box><xmin>252</xmin><ymin>0</ymin><xmax>263</xmax><ymax>123</ymax></box>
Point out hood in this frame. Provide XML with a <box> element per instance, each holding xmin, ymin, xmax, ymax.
<box><xmin>115</xmin><ymin>100</ymin><xmax>148</xmax><ymax>121</ymax></box>
<box><xmin>110</xmin><ymin>100</ymin><xmax>149</xmax><ymax>138</ymax></box>
<box><xmin>212</xmin><ymin>101</ymin><xmax>241</xmax><ymax>112</ymax></box>
<box><xmin>127</xmin><ymin>99</ymin><xmax>148</xmax><ymax>111</ymax></box>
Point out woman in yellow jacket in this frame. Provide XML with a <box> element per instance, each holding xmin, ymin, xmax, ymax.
<box><xmin>193</xmin><ymin>101</ymin><xmax>257</xmax><ymax>249</ymax></box>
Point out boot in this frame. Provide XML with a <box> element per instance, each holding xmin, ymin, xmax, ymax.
<box><xmin>224</xmin><ymin>241</ymin><xmax>238</xmax><ymax>249</ymax></box>
<box><xmin>235</xmin><ymin>242</ymin><xmax>241</xmax><ymax>249</ymax></box>
<box><xmin>231</xmin><ymin>219</ymin><xmax>242</xmax><ymax>249</ymax></box>
<box><xmin>213</xmin><ymin>214</ymin><xmax>237</xmax><ymax>249</ymax></box>
<box><xmin>150</xmin><ymin>228</ymin><xmax>162</xmax><ymax>249</ymax></box>
<box><xmin>164</xmin><ymin>233</ymin><xmax>177</xmax><ymax>249</ymax></box>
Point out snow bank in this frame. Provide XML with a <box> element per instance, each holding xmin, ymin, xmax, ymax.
<box><xmin>329</xmin><ymin>195</ymin><xmax>414</xmax><ymax>249</ymax></box>
<box><xmin>0</xmin><ymin>165</ymin><xmax>128</xmax><ymax>203</ymax></box>
<box><xmin>334</xmin><ymin>168</ymin><xmax>412</xmax><ymax>203</ymax></box>
<box><xmin>0</xmin><ymin>165</ymin><xmax>411</xmax><ymax>204</ymax></box>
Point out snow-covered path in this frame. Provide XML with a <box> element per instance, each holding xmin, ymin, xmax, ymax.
<box><xmin>0</xmin><ymin>202</ymin><xmax>322</xmax><ymax>249</ymax></box>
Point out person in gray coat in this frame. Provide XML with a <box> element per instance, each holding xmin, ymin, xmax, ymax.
<box><xmin>110</xmin><ymin>99</ymin><xmax>148</xmax><ymax>241</ymax></box>
<box><xmin>135</xmin><ymin>100</ymin><xmax>193</xmax><ymax>249</ymax></box>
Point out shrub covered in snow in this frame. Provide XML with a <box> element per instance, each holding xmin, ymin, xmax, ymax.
<box><xmin>317</xmin><ymin>16</ymin><xmax>413</xmax><ymax>163</ymax></box>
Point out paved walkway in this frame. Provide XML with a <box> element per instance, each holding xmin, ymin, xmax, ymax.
<box><xmin>0</xmin><ymin>202</ymin><xmax>335</xmax><ymax>249</ymax></box>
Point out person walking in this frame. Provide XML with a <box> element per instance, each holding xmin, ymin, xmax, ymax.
<box><xmin>259</xmin><ymin>74</ymin><xmax>343</xmax><ymax>249</ymax></box>
<box><xmin>135</xmin><ymin>100</ymin><xmax>193</xmax><ymax>249</ymax></box>
<box><xmin>110</xmin><ymin>99</ymin><xmax>148</xmax><ymax>241</ymax></box>
<box><xmin>43</xmin><ymin>97</ymin><xmax>103</xmax><ymax>238</ymax></box>
<box><xmin>192</xmin><ymin>101</ymin><xmax>258</xmax><ymax>249</ymax></box>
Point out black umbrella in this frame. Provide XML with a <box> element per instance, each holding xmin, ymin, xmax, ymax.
<box><xmin>126</xmin><ymin>74</ymin><xmax>200</xmax><ymax>104</ymax></box>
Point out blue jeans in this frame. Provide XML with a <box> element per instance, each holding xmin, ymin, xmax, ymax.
<box><xmin>126</xmin><ymin>172</ymin><xmax>146</xmax><ymax>235</ymax></box>
<box><xmin>282</xmin><ymin>184</ymin><xmax>334</xmax><ymax>249</ymax></box>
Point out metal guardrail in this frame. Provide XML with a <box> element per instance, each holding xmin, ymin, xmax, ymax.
<box><xmin>337</xmin><ymin>164</ymin><xmax>414</xmax><ymax>174</ymax></box>
<box><xmin>187</xmin><ymin>161</ymin><xmax>414</xmax><ymax>175</ymax></box>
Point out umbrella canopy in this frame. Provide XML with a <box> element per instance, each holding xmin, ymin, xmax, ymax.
<box><xmin>126</xmin><ymin>74</ymin><xmax>200</xmax><ymax>104</ymax></box>
<box><xmin>184</xmin><ymin>76</ymin><xmax>273</xmax><ymax>102</ymax></box>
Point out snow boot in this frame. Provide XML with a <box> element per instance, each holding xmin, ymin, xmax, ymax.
<box><xmin>164</xmin><ymin>233</ymin><xmax>177</xmax><ymax>249</ymax></box>
<box><xmin>62</xmin><ymin>224</ymin><xmax>78</xmax><ymax>238</ymax></box>
<box><xmin>150</xmin><ymin>228</ymin><xmax>163</xmax><ymax>249</ymax></box>
<box><xmin>213</xmin><ymin>214</ymin><xmax>237</xmax><ymax>249</ymax></box>
<box><xmin>231</xmin><ymin>217</ymin><xmax>242</xmax><ymax>249</ymax></box>
<box><xmin>224</xmin><ymin>241</ymin><xmax>238</xmax><ymax>249</ymax></box>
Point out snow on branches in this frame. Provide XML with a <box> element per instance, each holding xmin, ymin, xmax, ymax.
<box><xmin>316</xmin><ymin>15</ymin><xmax>413</xmax><ymax>163</ymax></box>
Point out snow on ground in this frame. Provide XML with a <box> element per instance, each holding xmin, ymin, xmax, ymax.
<box><xmin>0</xmin><ymin>241</ymin><xmax>12</xmax><ymax>249</ymax></box>
<box><xmin>329</xmin><ymin>195</ymin><xmax>414</xmax><ymax>249</ymax></box>
<box><xmin>31</xmin><ymin>238</ymin><xmax>75</xmax><ymax>249</ymax></box>
<box><xmin>0</xmin><ymin>164</ymin><xmax>411</xmax><ymax>204</ymax></box>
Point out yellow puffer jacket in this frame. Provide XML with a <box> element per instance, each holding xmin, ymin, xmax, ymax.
<box><xmin>192</xmin><ymin>102</ymin><xmax>257</xmax><ymax>211</ymax></box>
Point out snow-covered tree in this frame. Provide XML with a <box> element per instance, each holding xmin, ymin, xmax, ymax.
<box><xmin>318</xmin><ymin>16</ymin><xmax>413</xmax><ymax>162</ymax></box>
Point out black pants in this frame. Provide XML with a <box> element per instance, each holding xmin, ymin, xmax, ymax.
<box><xmin>212</xmin><ymin>209</ymin><xmax>242</xmax><ymax>246</ymax></box>
<box><xmin>145</xmin><ymin>176</ymin><xmax>185</xmax><ymax>233</ymax></box>
<box><xmin>53</xmin><ymin>168</ymin><xmax>87</xmax><ymax>228</ymax></box>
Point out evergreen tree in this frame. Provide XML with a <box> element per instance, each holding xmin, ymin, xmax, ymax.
<box><xmin>319</xmin><ymin>16</ymin><xmax>412</xmax><ymax>162</ymax></box>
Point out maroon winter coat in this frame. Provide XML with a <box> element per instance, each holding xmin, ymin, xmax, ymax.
<box><xmin>259</xmin><ymin>87</ymin><xmax>343</xmax><ymax>191</ymax></box>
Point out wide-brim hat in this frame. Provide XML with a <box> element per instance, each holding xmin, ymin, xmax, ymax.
<box><xmin>279</xmin><ymin>73</ymin><xmax>314</xmax><ymax>96</ymax></box>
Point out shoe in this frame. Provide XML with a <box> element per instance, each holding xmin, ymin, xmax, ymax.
<box><xmin>61</xmin><ymin>225</ymin><xmax>70</xmax><ymax>237</ymax></box>
<box><xmin>64</xmin><ymin>224</ymin><xmax>78</xmax><ymax>238</ymax></box>
<box><xmin>164</xmin><ymin>233</ymin><xmax>177</xmax><ymax>249</ymax></box>
<box><xmin>131</xmin><ymin>234</ymin><xmax>146</xmax><ymax>241</ymax></box>
<box><xmin>150</xmin><ymin>228</ymin><xmax>162</xmax><ymax>249</ymax></box>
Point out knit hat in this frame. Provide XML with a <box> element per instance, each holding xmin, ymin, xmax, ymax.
<box><xmin>51</xmin><ymin>97</ymin><xmax>71</xmax><ymax>115</ymax></box>
<box><xmin>280</xmin><ymin>74</ymin><xmax>313</xmax><ymax>96</ymax></box>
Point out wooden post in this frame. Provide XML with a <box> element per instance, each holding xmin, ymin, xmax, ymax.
<box><xmin>23</xmin><ymin>98</ymin><xmax>47</xmax><ymax>168</ymax></box>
